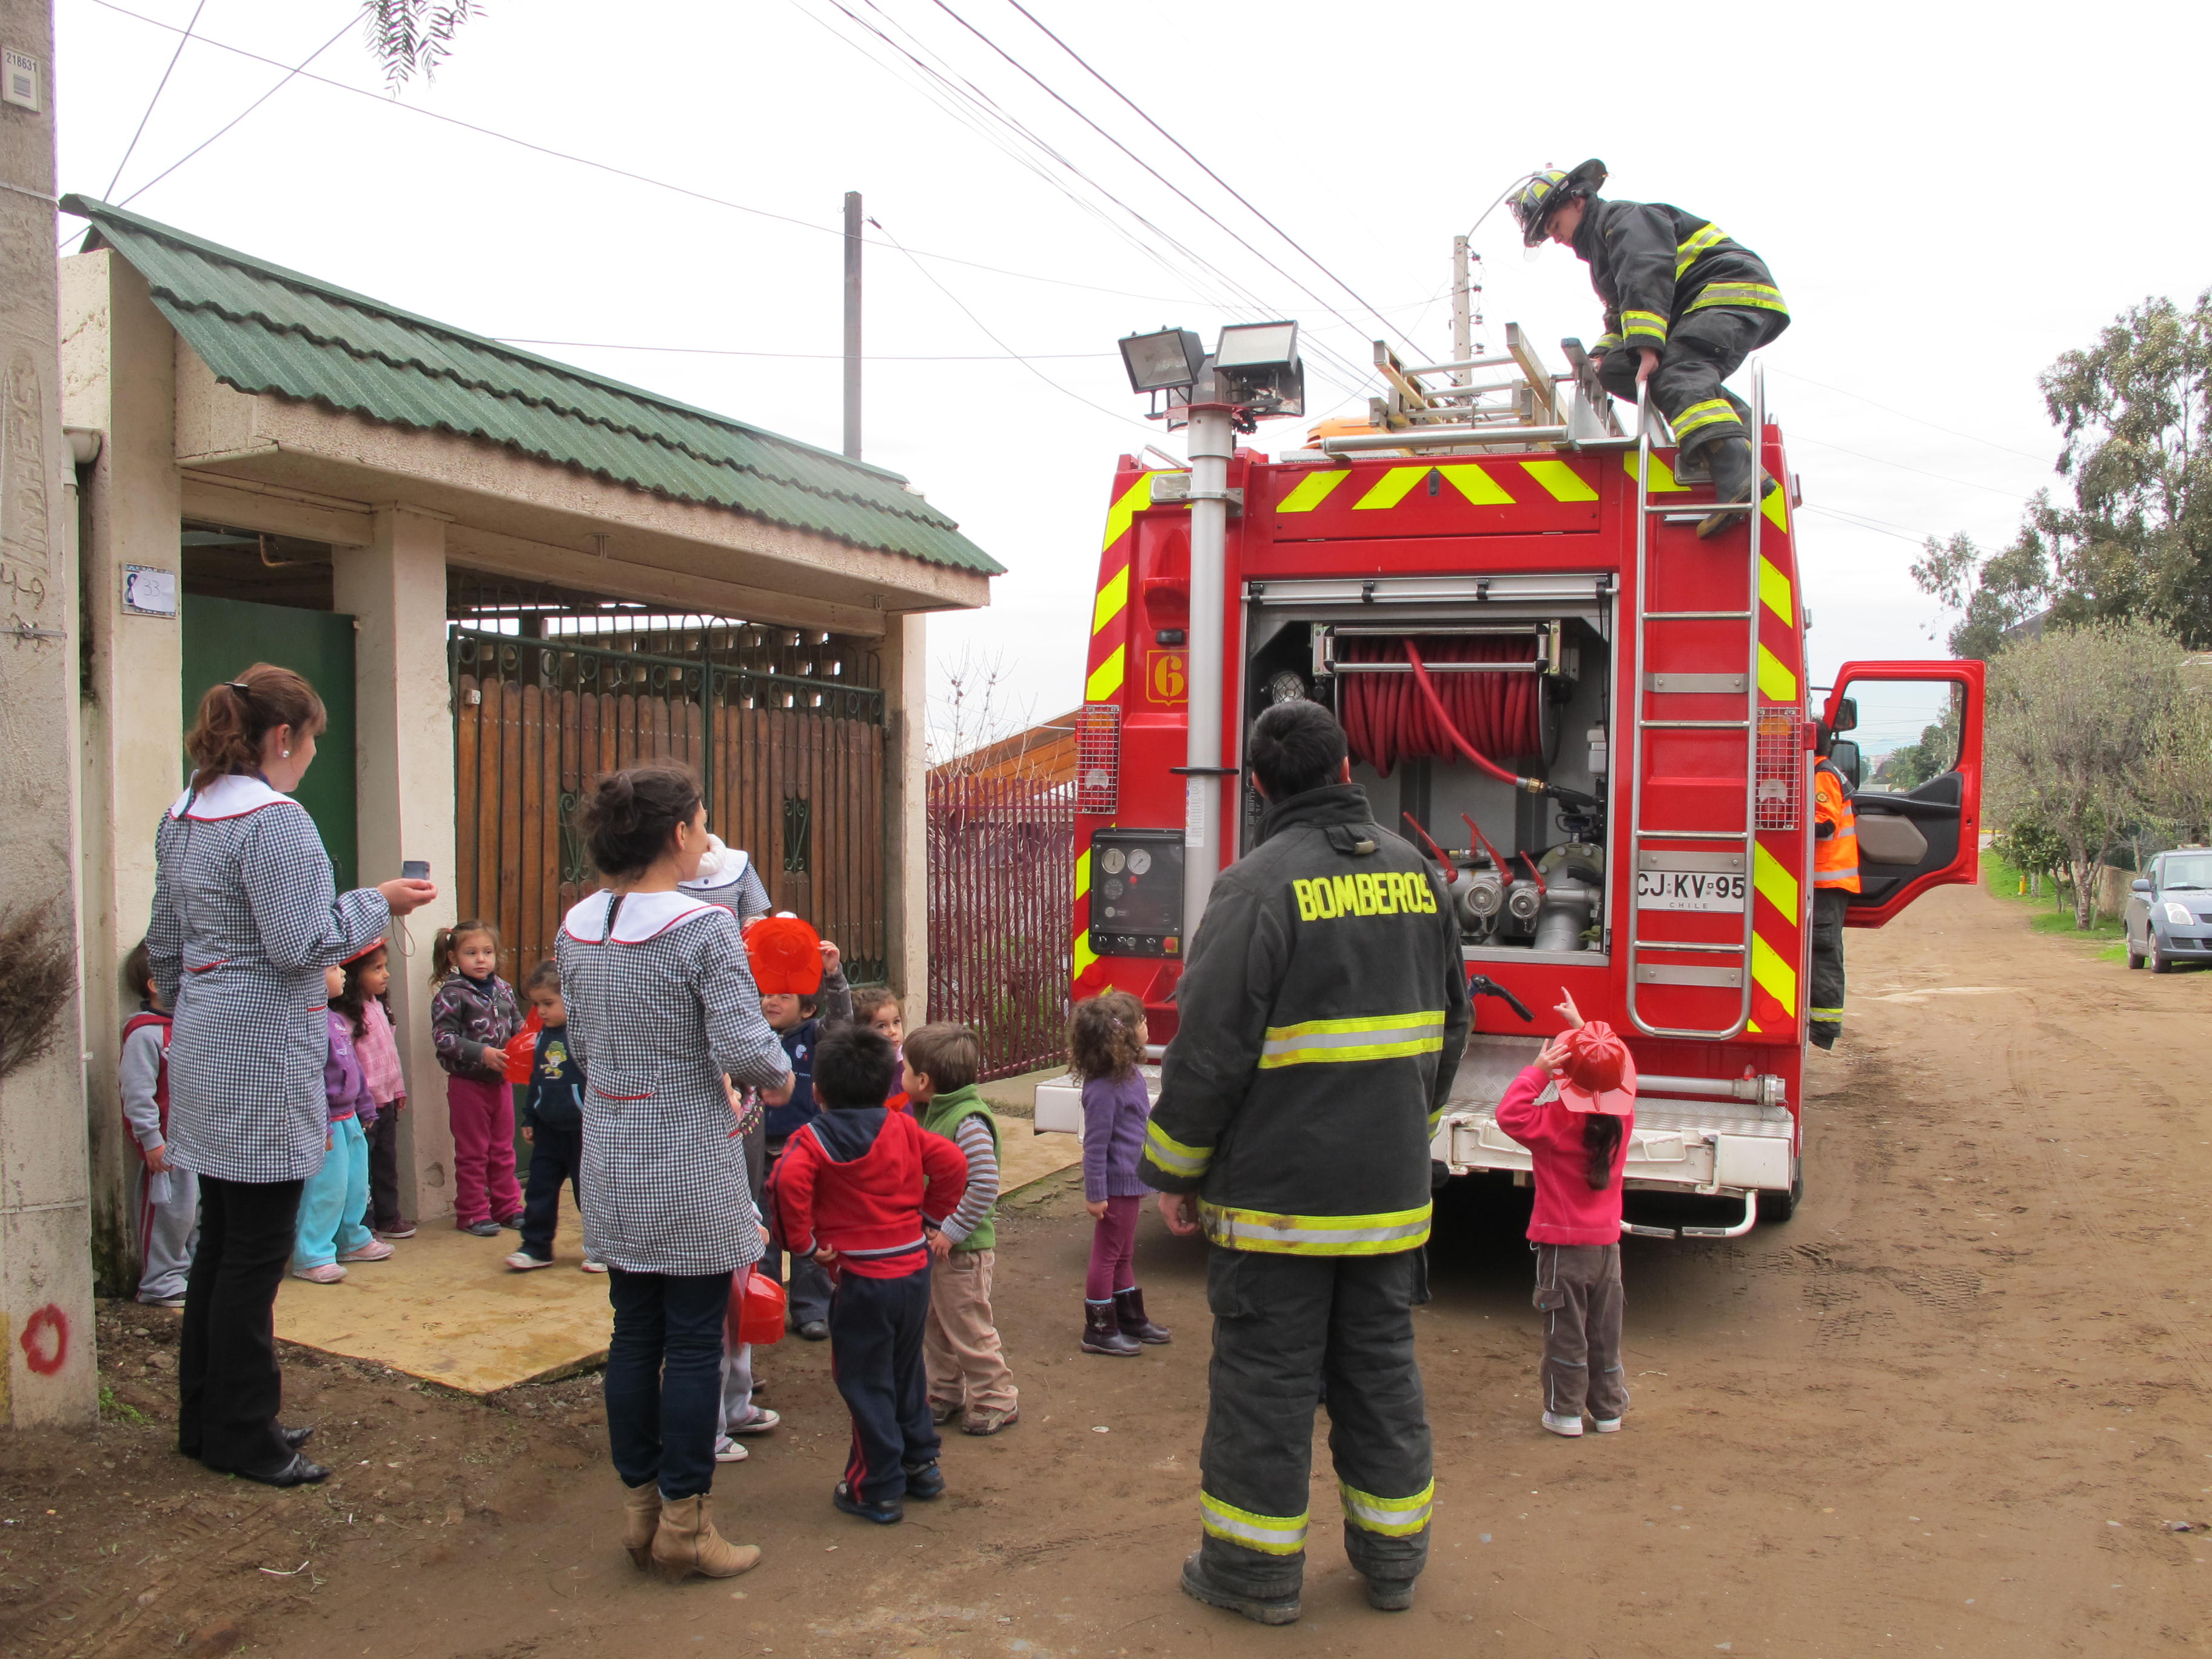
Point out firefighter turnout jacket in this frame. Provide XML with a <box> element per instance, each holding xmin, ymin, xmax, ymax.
<box><xmin>1814</xmin><ymin>760</ymin><xmax>1861</xmax><ymax>893</ymax></box>
<box><xmin>1572</xmin><ymin>197</ymin><xmax>1788</xmax><ymax>372</ymax></box>
<box><xmin>1139</xmin><ymin>783</ymin><xmax>1472</xmax><ymax>1254</ymax></box>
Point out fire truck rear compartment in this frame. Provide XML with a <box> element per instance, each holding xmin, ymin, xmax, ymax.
<box><xmin>1243</xmin><ymin>588</ymin><xmax>1615</xmax><ymax>965</ymax></box>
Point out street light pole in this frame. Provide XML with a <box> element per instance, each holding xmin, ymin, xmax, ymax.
<box><xmin>1182</xmin><ymin>401</ymin><xmax>1235</xmax><ymax>934</ymax></box>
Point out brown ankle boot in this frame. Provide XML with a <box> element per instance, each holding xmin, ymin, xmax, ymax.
<box><xmin>1113</xmin><ymin>1287</ymin><xmax>1171</xmax><ymax>1344</ymax></box>
<box><xmin>650</xmin><ymin>1493</ymin><xmax>762</xmax><ymax>1582</ymax></box>
<box><xmin>622</xmin><ymin>1481</ymin><xmax>663</xmax><ymax>1570</ymax></box>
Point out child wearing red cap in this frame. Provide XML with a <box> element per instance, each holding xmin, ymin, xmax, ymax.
<box><xmin>1493</xmin><ymin>990</ymin><xmax>1637</xmax><ymax>1439</ymax></box>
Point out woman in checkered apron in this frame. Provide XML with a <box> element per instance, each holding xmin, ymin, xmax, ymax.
<box><xmin>556</xmin><ymin>765</ymin><xmax>796</xmax><ymax>1583</ymax></box>
<box><xmin>148</xmin><ymin>665</ymin><xmax>437</xmax><ymax>1487</ymax></box>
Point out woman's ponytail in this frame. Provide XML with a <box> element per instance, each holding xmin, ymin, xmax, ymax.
<box><xmin>183</xmin><ymin>663</ymin><xmax>326</xmax><ymax>789</ymax></box>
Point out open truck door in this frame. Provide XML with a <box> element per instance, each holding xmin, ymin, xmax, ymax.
<box><xmin>1822</xmin><ymin>660</ymin><xmax>1985</xmax><ymax>928</ymax></box>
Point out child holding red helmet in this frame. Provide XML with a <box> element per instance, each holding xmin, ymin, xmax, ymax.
<box><xmin>1493</xmin><ymin>990</ymin><xmax>1637</xmax><ymax>1439</ymax></box>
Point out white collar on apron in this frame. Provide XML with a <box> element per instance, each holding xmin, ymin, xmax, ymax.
<box><xmin>562</xmin><ymin>889</ymin><xmax>720</xmax><ymax>944</ymax></box>
<box><xmin>169</xmin><ymin>773</ymin><xmax>289</xmax><ymax>820</ymax></box>
<box><xmin>677</xmin><ymin>848</ymin><xmax>752</xmax><ymax>898</ymax></box>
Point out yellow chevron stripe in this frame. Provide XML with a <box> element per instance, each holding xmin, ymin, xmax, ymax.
<box><xmin>1086</xmin><ymin>645</ymin><xmax>1126</xmax><ymax>702</ymax></box>
<box><xmin>1520</xmin><ymin>458</ymin><xmax>1597</xmax><ymax>502</ymax></box>
<box><xmin>1758</xmin><ymin>554</ymin><xmax>1794</xmax><ymax>626</ymax></box>
<box><xmin>1624</xmin><ymin>449</ymin><xmax>1689</xmax><ymax>493</ymax></box>
<box><xmin>1753</xmin><ymin>842</ymin><xmax>1798</xmax><ymax>921</ymax></box>
<box><xmin>1355</xmin><ymin>466</ymin><xmax>1427</xmax><ymax>510</ymax></box>
<box><xmin>1092</xmin><ymin>565</ymin><xmax>1128</xmax><ymax>635</ymax></box>
<box><xmin>1101</xmin><ymin>474</ymin><xmax>1156</xmax><ymax>552</ymax></box>
<box><xmin>1074</xmin><ymin>848</ymin><xmax>1091</xmax><ymax>902</ymax></box>
<box><xmin>1752</xmin><ymin>931</ymin><xmax>1796</xmax><ymax>1014</ymax></box>
<box><xmin>1278</xmin><ymin>469</ymin><xmax>1350</xmax><ymax>513</ymax></box>
<box><xmin>1763</xmin><ymin>481</ymin><xmax>1791</xmax><ymax>534</ymax></box>
<box><xmin>1072</xmin><ymin>930</ymin><xmax>1098</xmax><ymax>976</ymax></box>
<box><xmin>1757</xmin><ymin>644</ymin><xmax>1797</xmax><ymax>703</ymax></box>
<box><xmin>1439</xmin><ymin>464</ymin><xmax>1514</xmax><ymax>506</ymax></box>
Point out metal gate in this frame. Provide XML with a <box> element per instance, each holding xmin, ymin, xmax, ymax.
<box><xmin>926</xmin><ymin>769</ymin><xmax>1074</xmax><ymax>1081</ymax></box>
<box><xmin>449</xmin><ymin>576</ymin><xmax>886</xmax><ymax>991</ymax></box>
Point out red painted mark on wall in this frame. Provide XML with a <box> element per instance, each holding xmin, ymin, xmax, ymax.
<box><xmin>20</xmin><ymin>1304</ymin><xmax>69</xmax><ymax>1375</ymax></box>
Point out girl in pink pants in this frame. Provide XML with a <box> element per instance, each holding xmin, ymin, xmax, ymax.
<box><xmin>428</xmin><ymin>919</ymin><xmax>525</xmax><ymax>1235</ymax></box>
<box><xmin>1071</xmin><ymin>990</ymin><xmax>1170</xmax><ymax>1357</ymax></box>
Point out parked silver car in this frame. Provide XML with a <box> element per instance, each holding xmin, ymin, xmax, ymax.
<box><xmin>2125</xmin><ymin>848</ymin><xmax>2212</xmax><ymax>973</ymax></box>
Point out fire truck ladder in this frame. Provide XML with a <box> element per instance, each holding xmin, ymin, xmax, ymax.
<box><xmin>1624</xmin><ymin>366</ymin><xmax>1768</xmax><ymax>1041</ymax></box>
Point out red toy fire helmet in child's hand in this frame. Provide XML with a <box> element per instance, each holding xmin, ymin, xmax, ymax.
<box><xmin>503</xmin><ymin>1013</ymin><xmax>540</xmax><ymax>1085</ymax></box>
<box><xmin>728</xmin><ymin>1268</ymin><xmax>786</xmax><ymax>1346</ymax></box>
<box><xmin>745</xmin><ymin>914</ymin><xmax>823</xmax><ymax>996</ymax></box>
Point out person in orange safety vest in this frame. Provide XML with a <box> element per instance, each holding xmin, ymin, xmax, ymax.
<box><xmin>1810</xmin><ymin>720</ymin><xmax>1858</xmax><ymax>1049</ymax></box>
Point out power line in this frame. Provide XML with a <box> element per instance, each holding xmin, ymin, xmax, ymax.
<box><xmin>1769</xmin><ymin>366</ymin><xmax>2053</xmax><ymax>465</ymax></box>
<box><xmin>100</xmin><ymin>0</ymin><xmax>207</xmax><ymax>201</ymax></box>
<box><xmin>994</xmin><ymin>0</ymin><xmax>1430</xmax><ymax>361</ymax></box>
<box><xmin>119</xmin><ymin>15</ymin><xmax>358</xmax><ymax>208</ymax></box>
<box><xmin>1799</xmin><ymin>503</ymin><xmax>1938</xmax><ymax>545</ymax></box>
<box><xmin>76</xmin><ymin>0</ymin><xmax>1254</xmax><ymax>309</ymax></box>
<box><xmin>1786</xmin><ymin>432</ymin><xmax>2036</xmax><ymax>503</ymax></box>
<box><xmin>496</xmin><ymin>337</ymin><xmax>1113</xmax><ymax>361</ymax></box>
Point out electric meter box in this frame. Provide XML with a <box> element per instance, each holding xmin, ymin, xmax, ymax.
<box><xmin>1088</xmin><ymin>828</ymin><xmax>1185</xmax><ymax>959</ymax></box>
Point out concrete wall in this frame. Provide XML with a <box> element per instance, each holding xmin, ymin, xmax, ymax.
<box><xmin>0</xmin><ymin>0</ymin><xmax>96</xmax><ymax>1426</ymax></box>
<box><xmin>883</xmin><ymin>612</ymin><xmax>929</xmax><ymax>1019</ymax></box>
<box><xmin>59</xmin><ymin>250</ymin><xmax>182</xmax><ymax>1294</ymax></box>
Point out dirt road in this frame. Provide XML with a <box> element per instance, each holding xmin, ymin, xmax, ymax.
<box><xmin>8</xmin><ymin>878</ymin><xmax>2211</xmax><ymax>1657</ymax></box>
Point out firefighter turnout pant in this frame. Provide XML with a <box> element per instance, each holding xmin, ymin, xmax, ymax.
<box><xmin>1197</xmin><ymin>1247</ymin><xmax>1433</xmax><ymax>1597</ymax></box>
<box><xmin>1809</xmin><ymin>886</ymin><xmax>1848</xmax><ymax>1049</ymax></box>
<box><xmin>1598</xmin><ymin>305</ymin><xmax>1786</xmax><ymax>461</ymax></box>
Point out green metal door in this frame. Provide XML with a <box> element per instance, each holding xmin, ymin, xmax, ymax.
<box><xmin>180</xmin><ymin>595</ymin><xmax>358</xmax><ymax>892</ymax></box>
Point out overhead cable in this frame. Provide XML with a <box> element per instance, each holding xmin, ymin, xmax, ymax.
<box><xmin>99</xmin><ymin>0</ymin><xmax>207</xmax><ymax>201</ymax></box>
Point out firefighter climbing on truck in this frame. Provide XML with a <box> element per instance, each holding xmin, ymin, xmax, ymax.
<box><xmin>1510</xmin><ymin>158</ymin><xmax>1789</xmax><ymax>538</ymax></box>
<box><xmin>1141</xmin><ymin>699</ymin><xmax>1471</xmax><ymax>1626</ymax></box>
<box><xmin>1810</xmin><ymin>719</ymin><xmax>1860</xmax><ymax>1050</ymax></box>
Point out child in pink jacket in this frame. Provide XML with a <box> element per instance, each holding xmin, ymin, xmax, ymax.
<box><xmin>1493</xmin><ymin>991</ymin><xmax>1637</xmax><ymax>1439</ymax></box>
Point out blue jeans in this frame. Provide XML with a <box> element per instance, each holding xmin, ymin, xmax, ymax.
<box><xmin>292</xmin><ymin>1115</ymin><xmax>372</xmax><ymax>1269</ymax></box>
<box><xmin>605</xmin><ymin>1268</ymin><xmax>734</xmax><ymax>1500</ymax></box>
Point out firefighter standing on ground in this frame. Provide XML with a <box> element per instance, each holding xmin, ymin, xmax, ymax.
<box><xmin>1810</xmin><ymin>720</ymin><xmax>1859</xmax><ymax>1048</ymax></box>
<box><xmin>1141</xmin><ymin>700</ymin><xmax>1471</xmax><ymax>1625</ymax></box>
<box><xmin>1510</xmin><ymin>158</ymin><xmax>1789</xmax><ymax>538</ymax></box>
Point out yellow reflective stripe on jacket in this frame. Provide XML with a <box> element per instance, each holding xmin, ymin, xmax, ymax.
<box><xmin>1593</xmin><ymin>332</ymin><xmax>1624</xmax><ymax>352</ymax></box>
<box><xmin>1199</xmin><ymin>1200</ymin><xmax>1433</xmax><ymax>1256</ymax></box>
<box><xmin>1671</xmin><ymin>398</ymin><xmax>1741</xmax><ymax>440</ymax></box>
<box><xmin>1674</xmin><ymin>221</ymin><xmax>1728</xmax><ymax>276</ymax></box>
<box><xmin>1339</xmin><ymin>1479</ymin><xmax>1436</xmax><ymax>1537</ymax></box>
<box><xmin>1688</xmin><ymin>281</ymin><xmax>1788</xmax><ymax>314</ymax></box>
<box><xmin>1200</xmin><ymin>1490</ymin><xmax>1309</xmax><ymax>1555</ymax></box>
<box><xmin>1621</xmin><ymin>309</ymin><xmax>1669</xmax><ymax>343</ymax></box>
<box><xmin>1259</xmin><ymin>1009</ymin><xmax>1446</xmax><ymax>1068</ymax></box>
<box><xmin>1143</xmin><ymin>1119</ymin><xmax>1212</xmax><ymax>1179</ymax></box>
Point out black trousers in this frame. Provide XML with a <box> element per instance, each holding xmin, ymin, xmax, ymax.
<box><xmin>1598</xmin><ymin>304</ymin><xmax>1788</xmax><ymax>458</ymax></box>
<box><xmin>1198</xmin><ymin>1247</ymin><xmax>1434</xmax><ymax>1595</ymax></box>
<box><xmin>362</xmin><ymin>1109</ymin><xmax>403</xmax><ymax>1231</ymax></box>
<box><xmin>605</xmin><ymin>1268</ymin><xmax>732</xmax><ymax>1500</ymax></box>
<box><xmin>178</xmin><ymin>1174</ymin><xmax>304</xmax><ymax>1476</ymax></box>
<box><xmin>518</xmin><ymin>1119</ymin><xmax>584</xmax><ymax>1260</ymax></box>
<box><xmin>1810</xmin><ymin>886</ymin><xmax>1848</xmax><ymax>1048</ymax></box>
<box><xmin>830</xmin><ymin>1264</ymin><xmax>939</xmax><ymax>1504</ymax></box>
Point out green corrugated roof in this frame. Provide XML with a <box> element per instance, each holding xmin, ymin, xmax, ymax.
<box><xmin>62</xmin><ymin>196</ymin><xmax>1002</xmax><ymax>577</ymax></box>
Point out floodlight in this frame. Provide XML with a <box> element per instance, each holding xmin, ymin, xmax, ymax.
<box><xmin>1119</xmin><ymin>327</ymin><xmax>1206</xmax><ymax>394</ymax></box>
<box><xmin>1215</xmin><ymin>320</ymin><xmax>1299</xmax><ymax>369</ymax></box>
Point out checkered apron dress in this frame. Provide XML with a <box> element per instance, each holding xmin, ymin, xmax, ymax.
<box><xmin>555</xmin><ymin>890</ymin><xmax>792</xmax><ymax>1275</ymax></box>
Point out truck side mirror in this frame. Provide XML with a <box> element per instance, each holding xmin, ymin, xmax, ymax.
<box><xmin>2131</xmin><ymin>877</ymin><xmax>2153</xmax><ymax>894</ymax></box>
<box><xmin>1831</xmin><ymin>696</ymin><xmax>1858</xmax><ymax>733</ymax></box>
<box><xmin>1828</xmin><ymin>738</ymin><xmax>1862</xmax><ymax>789</ymax></box>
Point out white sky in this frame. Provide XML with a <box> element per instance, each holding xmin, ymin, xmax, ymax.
<box><xmin>51</xmin><ymin>0</ymin><xmax>2212</xmax><ymax>747</ymax></box>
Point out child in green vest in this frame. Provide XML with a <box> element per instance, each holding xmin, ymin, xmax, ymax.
<box><xmin>907</xmin><ymin>1024</ymin><xmax>1021</xmax><ymax>1436</ymax></box>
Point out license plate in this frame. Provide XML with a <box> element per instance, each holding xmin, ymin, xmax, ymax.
<box><xmin>1635</xmin><ymin>869</ymin><xmax>1749</xmax><ymax>911</ymax></box>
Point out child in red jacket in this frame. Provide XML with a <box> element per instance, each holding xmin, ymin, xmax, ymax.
<box><xmin>1493</xmin><ymin>991</ymin><xmax>1637</xmax><ymax>1439</ymax></box>
<box><xmin>770</xmin><ymin>1024</ymin><xmax>967</xmax><ymax>1524</ymax></box>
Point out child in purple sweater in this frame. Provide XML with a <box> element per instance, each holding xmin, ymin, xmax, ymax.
<box><xmin>1070</xmin><ymin>990</ymin><xmax>1170</xmax><ymax>1356</ymax></box>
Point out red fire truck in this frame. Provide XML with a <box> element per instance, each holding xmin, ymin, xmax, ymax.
<box><xmin>1035</xmin><ymin>326</ymin><xmax>1983</xmax><ymax>1237</ymax></box>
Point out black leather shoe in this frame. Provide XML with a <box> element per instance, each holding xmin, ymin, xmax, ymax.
<box><xmin>218</xmin><ymin>1453</ymin><xmax>330</xmax><ymax>1488</ymax></box>
<box><xmin>281</xmin><ymin>1426</ymin><xmax>314</xmax><ymax>1450</ymax></box>
<box><xmin>902</xmin><ymin>1461</ymin><xmax>945</xmax><ymax>1500</ymax></box>
<box><xmin>795</xmin><ymin>1320</ymin><xmax>830</xmax><ymax>1342</ymax></box>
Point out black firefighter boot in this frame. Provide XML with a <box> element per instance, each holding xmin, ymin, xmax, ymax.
<box><xmin>1695</xmin><ymin>435</ymin><xmax>1777</xmax><ymax>540</ymax></box>
<box><xmin>1082</xmin><ymin>1299</ymin><xmax>1141</xmax><ymax>1356</ymax></box>
<box><xmin>1113</xmin><ymin>1287</ymin><xmax>1172</xmax><ymax>1344</ymax></box>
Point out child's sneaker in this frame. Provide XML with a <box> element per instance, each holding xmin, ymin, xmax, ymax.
<box><xmin>339</xmin><ymin>1240</ymin><xmax>394</xmax><ymax>1263</ymax></box>
<box><xmin>580</xmin><ymin>1258</ymin><xmax>608</xmax><ymax>1274</ymax></box>
<box><xmin>902</xmin><ymin>1461</ymin><xmax>945</xmax><ymax>1500</ymax></box>
<box><xmin>712</xmin><ymin>1436</ymin><xmax>749</xmax><ymax>1463</ymax></box>
<box><xmin>1591</xmin><ymin>1416</ymin><xmax>1623</xmax><ymax>1434</ymax></box>
<box><xmin>724</xmin><ymin>1406</ymin><xmax>780</xmax><ymax>1436</ymax></box>
<box><xmin>139</xmin><ymin>1293</ymin><xmax>187</xmax><ymax>1309</ymax></box>
<box><xmin>832</xmin><ymin>1481</ymin><xmax>902</xmax><ymax>1524</ymax></box>
<box><xmin>1541</xmin><ymin>1411</ymin><xmax>1584</xmax><ymax>1438</ymax></box>
<box><xmin>462</xmin><ymin>1220</ymin><xmax>500</xmax><ymax>1238</ymax></box>
<box><xmin>499</xmin><ymin>1212</ymin><xmax>526</xmax><ymax>1230</ymax></box>
<box><xmin>928</xmin><ymin>1399</ymin><xmax>962</xmax><ymax>1426</ymax></box>
<box><xmin>504</xmin><ymin>1251</ymin><xmax>554</xmax><ymax>1272</ymax></box>
<box><xmin>292</xmin><ymin>1263</ymin><xmax>347</xmax><ymax>1284</ymax></box>
<box><xmin>962</xmin><ymin>1404</ymin><xmax>1020</xmax><ymax>1436</ymax></box>
<box><xmin>376</xmin><ymin>1222</ymin><xmax>417</xmax><ymax>1239</ymax></box>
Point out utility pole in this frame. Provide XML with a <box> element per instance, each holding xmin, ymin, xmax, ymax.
<box><xmin>1181</xmin><ymin>394</ymin><xmax>1235</xmax><ymax>931</ymax></box>
<box><xmin>843</xmin><ymin>190</ymin><xmax>862</xmax><ymax>460</ymax></box>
